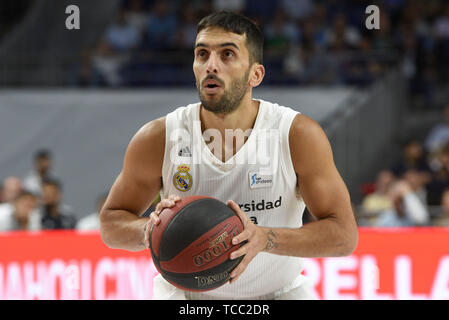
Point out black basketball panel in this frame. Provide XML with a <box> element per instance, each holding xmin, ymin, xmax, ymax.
<box><xmin>159</xmin><ymin>198</ymin><xmax>235</xmax><ymax>261</ymax></box>
<box><xmin>161</xmin><ymin>255</ymin><xmax>243</xmax><ymax>291</ymax></box>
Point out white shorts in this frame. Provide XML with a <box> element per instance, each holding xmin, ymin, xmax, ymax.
<box><xmin>152</xmin><ymin>273</ymin><xmax>317</xmax><ymax>300</ymax></box>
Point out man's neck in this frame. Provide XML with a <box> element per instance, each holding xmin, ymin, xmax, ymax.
<box><xmin>199</xmin><ymin>96</ymin><xmax>260</xmax><ymax>162</ymax></box>
<box><xmin>199</xmin><ymin>97</ymin><xmax>260</xmax><ymax>134</ymax></box>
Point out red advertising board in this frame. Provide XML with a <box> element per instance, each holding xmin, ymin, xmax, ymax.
<box><xmin>0</xmin><ymin>228</ymin><xmax>448</xmax><ymax>300</ymax></box>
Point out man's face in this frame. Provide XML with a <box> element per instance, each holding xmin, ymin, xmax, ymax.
<box><xmin>193</xmin><ymin>28</ymin><xmax>252</xmax><ymax>115</ymax></box>
<box><xmin>14</xmin><ymin>195</ymin><xmax>37</xmax><ymax>219</ymax></box>
<box><xmin>42</xmin><ymin>184</ymin><xmax>60</xmax><ymax>205</ymax></box>
<box><xmin>36</xmin><ymin>157</ymin><xmax>51</xmax><ymax>175</ymax></box>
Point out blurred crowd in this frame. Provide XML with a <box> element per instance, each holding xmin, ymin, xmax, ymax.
<box><xmin>73</xmin><ymin>0</ymin><xmax>449</xmax><ymax>108</ymax></box>
<box><xmin>0</xmin><ymin>150</ymin><xmax>159</xmax><ymax>233</ymax></box>
<box><xmin>358</xmin><ymin>102</ymin><xmax>449</xmax><ymax>227</ymax></box>
<box><xmin>0</xmin><ymin>150</ymin><xmax>106</xmax><ymax>232</ymax></box>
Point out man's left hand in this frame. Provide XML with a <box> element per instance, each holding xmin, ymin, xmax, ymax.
<box><xmin>226</xmin><ymin>200</ymin><xmax>270</xmax><ymax>284</ymax></box>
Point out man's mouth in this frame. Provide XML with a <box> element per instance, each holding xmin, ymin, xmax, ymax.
<box><xmin>202</xmin><ymin>78</ymin><xmax>223</xmax><ymax>95</ymax></box>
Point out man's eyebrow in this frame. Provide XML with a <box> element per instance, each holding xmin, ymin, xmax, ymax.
<box><xmin>195</xmin><ymin>42</ymin><xmax>240</xmax><ymax>50</ymax></box>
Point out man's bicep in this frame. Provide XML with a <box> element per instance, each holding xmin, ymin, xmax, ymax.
<box><xmin>298</xmin><ymin>166</ymin><xmax>351</xmax><ymax>220</ymax></box>
<box><xmin>104</xmin><ymin>170</ymin><xmax>160</xmax><ymax>216</ymax></box>
<box><xmin>290</xmin><ymin>115</ymin><xmax>352</xmax><ymax>220</ymax></box>
<box><xmin>103</xmin><ymin>120</ymin><xmax>164</xmax><ymax>216</ymax></box>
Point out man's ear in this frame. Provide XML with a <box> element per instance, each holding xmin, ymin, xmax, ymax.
<box><xmin>249</xmin><ymin>63</ymin><xmax>265</xmax><ymax>88</ymax></box>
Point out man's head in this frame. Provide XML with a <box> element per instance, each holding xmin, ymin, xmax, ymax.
<box><xmin>34</xmin><ymin>149</ymin><xmax>52</xmax><ymax>176</ymax></box>
<box><xmin>403</xmin><ymin>139</ymin><xmax>423</xmax><ymax>161</ymax></box>
<box><xmin>13</xmin><ymin>191</ymin><xmax>37</xmax><ymax>220</ymax></box>
<box><xmin>1</xmin><ymin>176</ymin><xmax>22</xmax><ymax>203</ymax></box>
<box><xmin>442</xmin><ymin>188</ymin><xmax>449</xmax><ymax>215</ymax></box>
<box><xmin>193</xmin><ymin>12</ymin><xmax>265</xmax><ymax>115</ymax></box>
<box><xmin>42</xmin><ymin>179</ymin><xmax>62</xmax><ymax>206</ymax></box>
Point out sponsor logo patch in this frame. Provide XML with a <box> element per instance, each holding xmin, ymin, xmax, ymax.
<box><xmin>249</xmin><ymin>171</ymin><xmax>273</xmax><ymax>189</ymax></box>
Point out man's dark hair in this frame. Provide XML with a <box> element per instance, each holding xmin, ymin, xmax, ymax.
<box><xmin>42</xmin><ymin>178</ymin><xmax>62</xmax><ymax>191</ymax></box>
<box><xmin>197</xmin><ymin>11</ymin><xmax>264</xmax><ymax>65</ymax></box>
<box><xmin>14</xmin><ymin>190</ymin><xmax>36</xmax><ymax>201</ymax></box>
<box><xmin>34</xmin><ymin>149</ymin><xmax>51</xmax><ymax>160</ymax></box>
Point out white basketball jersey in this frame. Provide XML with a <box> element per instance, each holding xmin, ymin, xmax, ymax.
<box><xmin>160</xmin><ymin>99</ymin><xmax>306</xmax><ymax>299</ymax></box>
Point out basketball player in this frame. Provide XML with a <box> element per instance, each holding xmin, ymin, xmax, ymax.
<box><xmin>100</xmin><ymin>12</ymin><xmax>358</xmax><ymax>300</ymax></box>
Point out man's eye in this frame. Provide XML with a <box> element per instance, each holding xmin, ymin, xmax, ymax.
<box><xmin>223</xmin><ymin>50</ymin><xmax>234</xmax><ymax>58</ymax></box>
<box><xmin>197</xmin><ymin>50</ymin><xmax>207</xmax><ymax>57</ymax></box>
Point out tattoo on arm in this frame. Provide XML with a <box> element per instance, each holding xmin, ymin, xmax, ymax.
<box><xmin>265</xmin><ymin>229</ymin><xmax>278</xmax><ymax>252</ymax></box>
<box><xmin>140</xmin><ymin>223</ymin><xmax>148</xmax><ymax>248</ymax></box>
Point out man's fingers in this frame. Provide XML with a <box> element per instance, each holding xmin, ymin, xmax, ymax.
<box><xmin>168</xmin><ymin>194</ymin><xmax>181</xmax><ymax>202</ymax></box>
<box><xmin>227</xmin><ymin>200</ymin><xmax>249</xmax><ymax>226</ymax></box>
<box><xmin>149</xmin><ymin>211</ymin><xmax>160</xmax><ymax>226</ymax></box>
<box><xmin>230</xmin><ymin>245</ymin><xmax>246</xmax><ymax>260</ymax></box>
<box><xmin>232</xmin><ymin>228</ymin><xmax>251</xmax><ymax>245</ymax></box>
<box><xmin>155</xmin><ymin>199</ymin><xmax>174</xmax><ymax>211</ymax></box>
<box><xmin>155</xmin><ymin>196</ymin><xmax>180</xmax><ymax>213</ymax></box>
<box><xmin>229</xmin><ymin>253</ymin><xmax>255</xmax><ymax>284</ymax></box>
<box><xmin>151</xmin><ymin>195</ymin><xmax>181</xmax><ymax>227</ymax></box>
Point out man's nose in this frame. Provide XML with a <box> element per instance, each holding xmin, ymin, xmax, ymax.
<box><xmin>206</xmin><ymin>52</ymin><xmax>219</xmax><ymax>74</ymax></box>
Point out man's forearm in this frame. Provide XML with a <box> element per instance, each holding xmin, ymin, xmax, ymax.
<box><xmin>260</xmin><ymin>216</ymin><xmax>358</xmax><ymax>258</ymax></box>
<box><xmin>100</xmin><ymin>209</ymin><xmax>149</xmax><ymax>252</ymax></box>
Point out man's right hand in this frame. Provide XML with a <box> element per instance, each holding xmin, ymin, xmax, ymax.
<box><xmin>143</xmin><ymin>194</ymin><xmax>181</xmax><ymax>249</ymax></box>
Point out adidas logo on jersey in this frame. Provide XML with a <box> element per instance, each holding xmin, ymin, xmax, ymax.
<box><xmin>238</xmin><ymin>196</ymin><xmax>282</xmax><ymax>212</ymax></box>
<box><xmin>178</xmin><ymin>146</ymin><xmax>192</xmax><ymax>157</ymax></box>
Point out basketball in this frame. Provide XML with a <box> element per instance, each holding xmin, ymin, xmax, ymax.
<box><xmin>149</xmin><ymin>195</ymin><xmax>245</xmax><ymax>292</ymax></box>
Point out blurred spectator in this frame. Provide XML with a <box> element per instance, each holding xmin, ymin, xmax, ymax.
<box><xmin>92</xmin><ymin>41</ymin><xmax>128</xmax><ymax>87</ymax></box>
<box><xmin>426</xmin><ymin>142</ymin><xmax>449</xmax><ymax>205</ymax></box>
<box><xmin>126</xmin><ymin>0</ymin><xmax>151</xmax><ymax>32</ymax></box>
<box><xmin>359</xmin><ymin>170</ymin><xmax>395</xmax><ymax>225</ymax></box>
<box><xmin>173</xmin><ymin>2</ymin><xmax>198</xmax><ymax>51</ymax></box>
<box><xmin>76</xmin><ymin>193</ymin><xmax>108</xmax><ymax>231</ymax></box>
<box><xmin>391</xmin><ymin>139</ymin><xmax>431</xmax><ymax>176</ymax></box>
<box><xmin>432</xmin><ymin>188</ymin><xmax>449</xmax><ymax>226</ymax></box>
<box><xmin>0</xmin><ymin>191</ymin><xmax>40</xmax><ymax>232</ymax></box>
<box><xmin>92</xmin><ymin>9</ymin><xmax>140</xmax><ymax>87</ymax></box>
<box><xmin>371</xmin><ymin>10</ymin><xmax>394</xmax><ymax>51</ymax></box>
<box><xmin>0</xmin><ymin>176</ymin><xmax>22</xmax><ymax>204</ymax></box>
<box><xmin>433</xmin><ymin>4</ymin><xmax>449</xmax><ymax>40</ymax></box>
<box><xmin>244</xmin><ymin>0</ymin><xmax>278</xmax><ymax>22</ymax></box>
<box><xmin>280</xmin><ymin>0</ymin><xmax>315</xmax><ymax>22</ymax></box>
<box><xmin>212</xmin><ymin>0</ymin><xmax>245</xmax><ymax>13</ymax></box>
<box><xmin>402</xmin><ymin>169</ymin><xmax>429</xmax><ymax>204</ymax></box>
<box><xmin>71</xmin><ymin>48</ymin><xmax>105</xmax><ymax>87</ymax></box>
<box><xmin>325</xmin><ymin>12</ymin><xmax>361</xmax><ymax>50</ymax></box>
<box><xmin>105</xmin><ymin>9</ymin><xmax>141</xmax><ymax>53</ymax></box>
<box><xmin>144</xmin><ymin>0</ymin><xmax>177</xmax><ymax>51</ymax></box>
<box><xmin>424</xmin><ymin>103</ymin><xmax>449</xmax><ymax>153</ymax></box>
<box><xmin>23</xmin><ymin>149</ymin><xmax>55</xmax><ymax>197</ymax></box>
<box><xmin>375</xmin><ymin>180</ymin><xmax>429</xmax><ymax>227</ymax></box>
<box><xmin>40</xmin><ymin>179</ymin><xmax>77</xmax><ymax>230</ymax></box>
<box><xmin>264</xmin><ymin>8</ymin><xmax>300</xmax><ymax>55</ymax></box>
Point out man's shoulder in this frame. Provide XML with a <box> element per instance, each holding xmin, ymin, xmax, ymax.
<box><xmin>134</xmin><ymin>103</ymin><xmax>199</xmax><ymax>139</ymax></box>
<box><xmin>138</xmin><ymin>116</ymin><xmax>166</xmax><ymax>137</ymax></box>
<box><xmin>129</xmin><ymin>116</ymin><xmax>167</xmax><ymax>151</ymax></box>
<box><xmin>0</xmin><ymin>202</ymin><xmax>13</xmax><ymax>215</ymax></box>
<box><xmin>289</xmin><ymin>113</ymin><xmax>324</xmax><ymax>141</ymax></box>
<box><xmin>0</xmin><ymin>204</ymin><xmax>14</xmax><ymax>230</ymax></box>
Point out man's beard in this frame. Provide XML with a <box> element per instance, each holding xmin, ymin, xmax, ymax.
<box><xmin>197</xmin><ymin>70</ymin><xmax>250</xmax><ymax>115</ymax></box>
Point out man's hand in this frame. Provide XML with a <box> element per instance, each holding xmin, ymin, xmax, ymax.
<box><xmin>143</xmin><ymin>194</ymin><xmax>181</xmax><ymax>249</ymax></box>
<box><xmin>226</xmin><ymin>200</ymin><xmax>272</xmax><ymax>284</ymax></box>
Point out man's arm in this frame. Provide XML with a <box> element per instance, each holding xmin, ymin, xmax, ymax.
<box><xmin>229</xmin><ymin>114</ymin><xmax>358</xmax><ymax>282</ymax></box>
<box><xmin>99</xmin><ymin>117</ymin><xmax>166</xmax><ymax>252</ymax></box>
